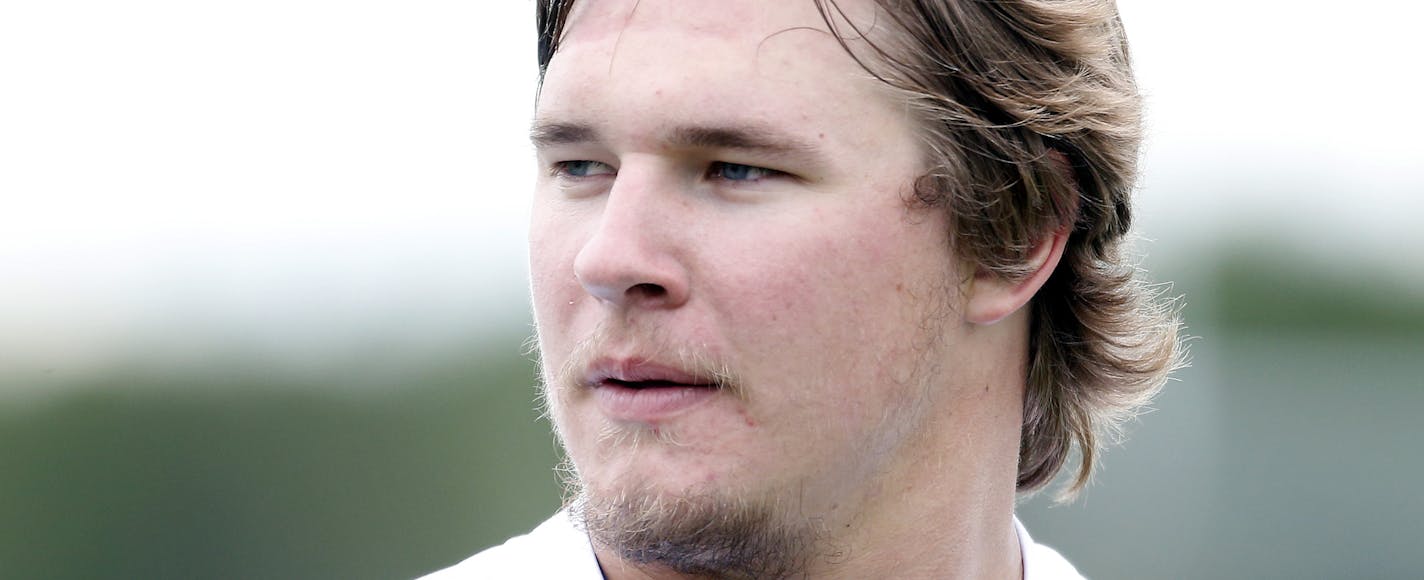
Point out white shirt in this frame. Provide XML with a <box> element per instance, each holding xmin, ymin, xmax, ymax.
<box><xmin>421</xmin><ymin>511</ymin><xmax>1085</xmax><ymax>579</ymax></box>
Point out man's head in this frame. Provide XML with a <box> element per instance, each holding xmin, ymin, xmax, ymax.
<box><xmin>526</xmin><ymin>0</ymin><xmax>1181</xmax><ymax>577</ymax></box>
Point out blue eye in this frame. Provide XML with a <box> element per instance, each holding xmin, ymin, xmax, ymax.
<box><xmin>555</xmin><ymin>160</ymin><xmax>614</xmax><ymax>178</ymax></box>
<box><xmin>710</xmin><ymin>162</ymin><xmax>777</xmax><ymax>181</ymax></box>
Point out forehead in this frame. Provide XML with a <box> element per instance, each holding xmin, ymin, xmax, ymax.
<box><xmin>538</xmin><ymin>0</ymin><xmax>906</xmax><ymax>150</ymax></box>
<box><xmin>558</xmin><ymin>0</ymin><xmax>865</xmax><ymax>48</ymax></box>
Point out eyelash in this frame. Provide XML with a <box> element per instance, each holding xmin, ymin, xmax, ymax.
<box><xmin>550</xmin><ymin>160</ymin><xmax>784</xmax><ymax>182</ymax></box>
<box><xmin>550</xmin><ymin>160</ymin><xmax>614</xmax><ymax>179</ymax></box>
<box><xmin>707</xmin><ymin>162</ymin><xmax>782</xmax><ymax>182</ymax></box>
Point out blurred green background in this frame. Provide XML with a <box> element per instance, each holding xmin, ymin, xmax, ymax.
<box><xmin>4</xmin><ymin>1</ymin><xmax>1422</xmax><ymax>579</ymax></box>
<box><xmin>3</xmin><ymin>245</ymin><xmax>1420</xmax><ymax>579</ymax></box>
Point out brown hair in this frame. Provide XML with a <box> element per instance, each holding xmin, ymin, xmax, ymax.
<box><xmin>534</xmin><ymin>0</ymin><xmax>1184</xmax><ymax>499</ymax></box>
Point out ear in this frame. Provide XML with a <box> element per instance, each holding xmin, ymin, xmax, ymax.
<box><xmin>965</xmin><ymin>225</ymin><xmax>1071</xmax><ymax>325</ymax></box>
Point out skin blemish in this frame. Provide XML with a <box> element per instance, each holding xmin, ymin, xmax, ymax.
<box><xmin>736</xmin><ymin>403</ymin><xmax>758</xmax><ymax>428</ymax></box>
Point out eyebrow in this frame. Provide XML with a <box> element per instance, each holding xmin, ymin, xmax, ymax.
<box><xmin>667</xmin><ymin>125</ymin><xmax>819</xmax><ymax>155</ymax></box>
<box><xmin>529</xmin><ymin>122</ymin><xmax>598</xmax><ymax>148</ymax></box>
<box><xmin>530</xmin><ymin>121</ymin><xmax>822</xmax><ymax>159</ymax></box>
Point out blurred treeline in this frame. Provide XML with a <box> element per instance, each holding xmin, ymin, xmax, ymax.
<box><xmin>2</xmin><ymin>244</ymin><xmax>1421</xmax><ymax>579</ymax></box>
<box><xmin>0</xmin><ymin>344</ymin><xmax>560</xmax><ymax>579</ymax></box>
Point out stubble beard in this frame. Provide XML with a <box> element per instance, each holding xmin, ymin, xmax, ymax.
<box><xmin>537</xmin><ymin>328</ymin><xmax>820</xmax><ymax>580</ymax></box>
<box><xmin>567</xmin><ymin>475</ymin><xmax>814</xmax><ymax>580</ymax></box>
<box><xmin>534</xmin><ymin>287</ymin><xmax>951</xmax><ymax>580</ymax></box>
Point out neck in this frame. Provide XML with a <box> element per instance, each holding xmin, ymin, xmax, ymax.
<box><xmin>810</xmin><ymin>368</ymin><xmax>1025</xmax><ymax>579</ymax></box>
<box><xmin>597</xmin><ymin>316</ymin><xmax>1032</xmax><ymax>580</ymax></box>
<box><xmin>595</xmin><ymin>379</ymin><xmax>1026</xmax><ymax>580</ymax></box>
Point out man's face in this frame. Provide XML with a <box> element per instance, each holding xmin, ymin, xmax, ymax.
<box><xmin>529</xmin><ymin>0</ymin><xmax>982</xmax><ymax>564</ymax></box>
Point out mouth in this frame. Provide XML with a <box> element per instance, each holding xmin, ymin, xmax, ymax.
<box><xmin>585</xmin><ymin>359</ymin><xmax>722</xmax><ymax>423</ymax></box>
<box><xmin>602</xmin><ymin>378</ymin><xmax>710</xmax><ymax>389</ymax></box>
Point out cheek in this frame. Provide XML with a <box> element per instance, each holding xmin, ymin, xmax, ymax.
<box><xmin>717</xmin><ymin>206</ymin><xmax>954</xmax><ymax>398</ymax></box>
<box><xmin>714</xmin><ymin>212</ymin><xmax>955</xmax><ymax>481</ymax></box>
<box><xmin>528</xmin><ymin>211</ymin><xmax>589</xmax><ymax>374</ymax></box>
<box><xmin>528</xmin><ymin>237</ymin><xmax>572</xmax><ymax>315</ymax></box>
<box><xmin>725</xmin><ymin>207</ymin><xmax>948</xmax><ymax>338</ymax></box>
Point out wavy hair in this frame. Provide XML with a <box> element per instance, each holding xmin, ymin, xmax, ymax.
<box><xmin>534</xmin><ymin>0</ymin><xmax>1185</xmax><ymax>499</ymax></box>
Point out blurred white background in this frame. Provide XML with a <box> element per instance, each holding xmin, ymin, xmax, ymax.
<box><xmin>3</xmin><ymin>1</ymin><xmax>1421</xmax><ymax>391</ymax></box>
<box><xmin>2</xmin><ymin>2</ymin><xmax>1422</xmax><ymax>579</ymax></box>
<box><xmin>2</xmin><ymin>1</ymin><xmax>540</xmax><ymax>388</ymax></box>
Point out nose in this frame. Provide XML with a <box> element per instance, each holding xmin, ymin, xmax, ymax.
<box><xmin>572</xmin><ymin>181</ymin><xmax>691</xmax><ymax>310</ymax></box>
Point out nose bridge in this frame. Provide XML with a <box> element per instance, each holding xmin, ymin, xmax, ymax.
<box><xmin>573</xmin><ymin>166</ymin><xmax>690</xmax><ymax>308</ymax></box>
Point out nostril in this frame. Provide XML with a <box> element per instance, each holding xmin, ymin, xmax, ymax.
<box><xmin>629</xmin><ymin>282</ymin><xmax>667</xmax><ymax>298</ymax></box>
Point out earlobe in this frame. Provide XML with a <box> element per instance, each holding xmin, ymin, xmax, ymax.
<box><xmin>965</xmin><ymin>225</ymin><xmax>1071</xmax><ymax>325</ymax></box>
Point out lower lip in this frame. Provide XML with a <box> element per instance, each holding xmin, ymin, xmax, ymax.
<box><xmin>593</xmin><ymin>382</ymin><xmax>718</xmax><ymax>423</ymax></box>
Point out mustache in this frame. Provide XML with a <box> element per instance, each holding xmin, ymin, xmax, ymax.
<box><xmin>544</xmin><ymin>321</ymin><xmax>747</xmax><ymax>402</ymax></box>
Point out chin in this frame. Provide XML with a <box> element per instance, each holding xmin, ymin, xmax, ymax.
<box><xmin>571</xmin><ymin>460</ymin><xmax>815</xmax><ymax>580</ymax></box>
<box><xmin>556</xmin><ymin>388</ymin><xmax>761</xmax><ymax>484</ymax></box>
<box><xmin>575</xmin><ymin>421</ymin><xmax>735</xmax><ymax>493</ymax></box>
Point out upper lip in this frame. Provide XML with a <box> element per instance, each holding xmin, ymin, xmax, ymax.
<box><xmin>584</xmin><ymin>357</ymin><xmax>713</xmax><ymax>387</ymax></box>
